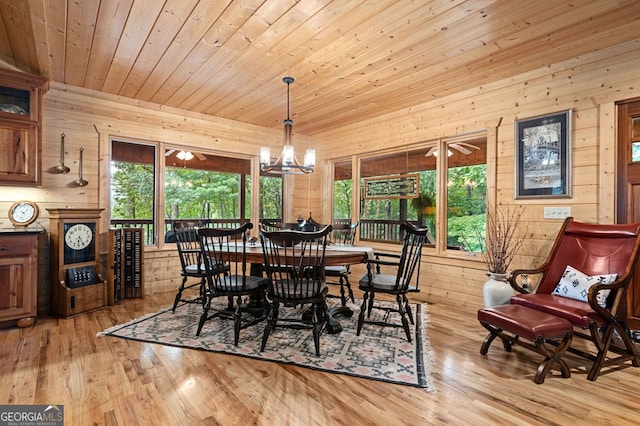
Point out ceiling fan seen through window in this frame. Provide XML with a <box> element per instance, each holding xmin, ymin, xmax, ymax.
<box><xmin>165</xmin><ymin>149</ymin><xmax>207</xmax><ymax>161</ymax></box>
<box><xmin>424</xmin><ymin>142</ymin><xmax>480</xmax><ymax>158</ymax></box>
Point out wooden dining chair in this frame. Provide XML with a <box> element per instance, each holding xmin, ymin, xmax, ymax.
<box><xmin>325</xmin><ymin>222</ymin><xmax>359</xmax><ymax>306</ymax></box>
<box><xmin>260</xmin><ymin>219</ymin><xmax>283</xmax><ymax>232</ymax></box>
<box><xmin>172</xmin><ymin>223</ymin><xmax>207</xmax><ymax>312</ymax></box>
<box><xmin>357</xmin><ymin>222</ymin><xmax>429</xmax><ymax>342</ymax></box>
<box><xmin>197</xmin><ymin>223</ymin><xmax>269</xmax><ymax>346</ymax></box>
<box><xmin>260</xmin><ymin>225</ymin><xmax>333</xmax><ymax>356</ymax></box>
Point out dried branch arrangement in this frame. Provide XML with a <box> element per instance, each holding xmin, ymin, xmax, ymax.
<box><xmin>476</xmin><ymin>205</ymin><xmax>527</xmax><ymax>275</ymax></box>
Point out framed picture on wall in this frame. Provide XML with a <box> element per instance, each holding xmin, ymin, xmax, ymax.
<box><xmin>515</xmin><ymin>109</ymin><xmax>572</xmax><ymax>199</ymax></box>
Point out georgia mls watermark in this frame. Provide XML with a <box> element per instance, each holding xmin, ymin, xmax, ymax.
<box><xmin>0</xmin><ymin>405</ymin><xmax>64</xmax><ymax>426</ymax></box>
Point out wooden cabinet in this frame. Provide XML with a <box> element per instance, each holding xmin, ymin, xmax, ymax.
<box><xmin>0</xmin><ymin>231</ymin><xmax>39</xmax><ymax>328</ymax></box>
<box><xmin>108</xmin><ymin>228</ymin><xmax>144</xmax><ymax>305</ymax></box>
<box><xmin>0</xmin><ymin>68</ymin><xmax>48</xmax><ymax>186</ymax></box>
<box><xmin>48</xmin><ymin>208</ymin><xmax>106</xmax><ymax>318</ymax></box>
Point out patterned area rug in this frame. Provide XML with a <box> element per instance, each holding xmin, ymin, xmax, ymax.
<box><xmin>99</xmin><ymin>298</ymin><xmax>434</xmax><ymax>390</ymax></box>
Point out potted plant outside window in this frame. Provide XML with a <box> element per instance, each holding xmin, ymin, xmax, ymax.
<box><xmin>410</xmin><ymin>193</ymin><xmax>435</xmax><ymax>227</ymax></box>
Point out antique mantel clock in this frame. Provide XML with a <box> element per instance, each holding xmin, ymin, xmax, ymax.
<box><xmin>47</xmin><ymin>208</ymin><xmax>106</xmax><ymax>317</ymax></box>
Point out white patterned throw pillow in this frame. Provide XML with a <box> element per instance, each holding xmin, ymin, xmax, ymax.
<box><xmin>551</xmin><ymin>265</ymin><xmax>617</xmax><ymax>308</ymax></box>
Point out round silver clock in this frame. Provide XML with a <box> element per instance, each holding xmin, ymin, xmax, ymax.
<box><xmin>8</xmin><ymin>200</ymin><xmax>39</xmax><ymax>227</ymax></box>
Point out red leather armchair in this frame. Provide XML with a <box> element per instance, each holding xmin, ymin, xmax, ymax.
<box><xmin>508</xmin><ymin>217</ymin><xmax>640</xmax><ymax>381</ymax></box>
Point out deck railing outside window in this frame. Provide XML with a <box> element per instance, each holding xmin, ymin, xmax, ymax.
<box><xmin>110</xmin><ymin>218</ymin><xmax>421</xmax><ymax>246</ymax></box>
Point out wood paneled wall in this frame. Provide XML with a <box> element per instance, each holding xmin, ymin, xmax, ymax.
<box><xmin>0</xmin><ymin>84</ymin><xmax>286</xmax><ymax>308</ymax></box>
<box><xmin>1</xmin><ymin>39</ymin><xmax>639</xmax><ymax>313</ymax></box>
<box><xmin>313</xmin><ymin>38</ymin><xmax>640</xmax><ymax>308</ymax></box>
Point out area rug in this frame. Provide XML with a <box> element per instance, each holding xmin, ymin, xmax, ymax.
<box><xmin>98</xmin><ymin>298</ymin><xmax>434</xmax><ymax>391</ymax></box>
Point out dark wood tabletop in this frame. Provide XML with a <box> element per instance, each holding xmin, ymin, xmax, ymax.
<box><xmin>239</xmin><ymin>244</ymin><xmax>372</xmax><ymax>267</ymax></box>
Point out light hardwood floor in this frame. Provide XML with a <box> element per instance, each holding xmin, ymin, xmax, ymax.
<box><xmin>1</xmin><ymin>287</ymin><xmax>639</xmax><ymax>425</ymax></box>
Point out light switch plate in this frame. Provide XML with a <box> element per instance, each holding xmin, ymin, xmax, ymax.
<box><xmin>543</xmin><ymin>206</ymin><xmax>571</xmax><ymax>219</ymax></box>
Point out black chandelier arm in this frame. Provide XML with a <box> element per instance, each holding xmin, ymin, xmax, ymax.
<box><xmin>259</xmin><ymin>75</ymin><xmax>314</xmax><ymax>175</ymax></box>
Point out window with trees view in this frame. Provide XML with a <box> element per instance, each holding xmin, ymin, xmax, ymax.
<box><xmin>333</xmin><ymin>136</ymin><xmax>487</xmax><ymax>252</ymax></box>
<box><xmin>110</xmin><ymin>141</ymin><xmax>156</xmax><ymax>244</ymax></box>
<box><xmin>334</xmin><ymin>160</ymin><xmax>353</xmax><ymax>220</ymax></box>
<box><xmin>260</xmin><ymin>176</ymin><xmax>283</xmax><ymax>221</ymax></box>
<box><xmin>110</xmin><ymin>140</ymin><xmax>280</xmax><ymax>246</ymax></box>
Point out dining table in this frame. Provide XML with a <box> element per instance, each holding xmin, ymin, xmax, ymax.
<box><xmin>222</xmin><ymin>241</ymin><xmax>374</xmax><ymax>333</ymax></box>
<box><xmin>241</xmin><ymin>242</ymin><xmax>373</xmax><ymax>267</ymax></box>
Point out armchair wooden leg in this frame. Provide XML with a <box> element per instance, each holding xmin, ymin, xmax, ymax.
<box><xmin>587</xmin><ymin>321</ymin><xmax>640</xmax><ymax>381</ymax></box>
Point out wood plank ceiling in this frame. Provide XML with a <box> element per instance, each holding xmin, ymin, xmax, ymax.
<box><xmin>1</xmin><ymin>0</ymin><xmax>640</xmax><ymax>135</ymax></box>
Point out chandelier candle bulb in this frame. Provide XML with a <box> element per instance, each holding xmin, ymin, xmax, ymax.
<box><xmin>260</xmin><ymin>147</ymin><xmax>271</xmax><ymax>165</ymax></box>
<box><xmin>282</xmin><ymin>145</ymin><xmax>295</xmax><ymax>164</ymax></box>
<box><xmin>304</xmin><ymin>149</ymin><xmax>316</xmax><ymax>167</ymax></box>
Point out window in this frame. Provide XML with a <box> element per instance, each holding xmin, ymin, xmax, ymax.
<box><xmin>110</xmin><ymin>141</ymin><xmax>156</xmax><ymax>245</ymax></box>
<box><xmin>445</xmin><ymin>138</ymin><xmax>487</xmax><ymax>251</ymax></box>
<box><xmin>110</xmin><ymin>140</ymin><xmax>255</xmax><ymax>246</ymax></box>
<box><xmin>335</xmin><ymin>134</ymin><xmax>487</xmax><ymax>252</ymax></box>
<box><xmin>259</xmin><ymin>175</ymin><xmax>283</xmax><ymax>221</ymax></box>
<box><xmin>333</xmin><ymin>160</ymin><xmax>353</xmax><ymax>220</ymax></box>
<box><xmin>164</xmin><ymin>149</ymin><xmax>251</xmax><ymax>231</ymax></box>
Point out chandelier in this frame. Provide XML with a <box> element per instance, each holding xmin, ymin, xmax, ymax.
<box><xmin>260</xmin><ymin>76</ymin><xmax>315</xmax><ymax>175</ymax></box>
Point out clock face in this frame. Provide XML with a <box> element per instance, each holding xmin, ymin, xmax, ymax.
<box><xmin>8</xmin><ymin>201</ymin><xmax>39</xmax><ymax>227</ymax></box>
<box><xmin>63</xmin><ymin>223</ymin><xmax>96</xmax><ymax>264</ymax></box>
<box><xmin>65</xmin><ymin>224</ymin><xmax>93</xmax><ymax>250</ymax></box>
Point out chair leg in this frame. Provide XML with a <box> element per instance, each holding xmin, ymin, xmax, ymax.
<box><xmin>173</xmin><ymin>277</ymin><xmax>206</xmax><ymax>313</ymax></box>
<box><xmin>338</xmin><ymin>276</ymin><xmax>348</xmax><ymax>307</ymax></box>
<box><xmin>261</xmin><ymin>302</ymin><xmax>279</xmax><ymax>352</ymax></box>
<box><xmin>196</xmin><ymin>296</ymin><xmax>211</xmax><ymax>337</ymax></box>
<box><xmin>343</xmin><ymin>275</ymin><xmax>355</xmax><ymax>303</ymax></box>
<box><xmin>311</xmin><ymin>303</ymin><xmax>323</xmax><ymax>356</ymax></box>
<box><xmin>587</xmin><ymin>320</ymin><xmax>640</xmax><ymax>381</ymax></box>
<box><xmin>233</xmin><ymin>304</ymin><xmax>242</xmax><ymax>346</ymax></box>
<box><xmin>198</xmin><ymin>277</ymin><xmax>206</xmax><ymax>298</ymax></box>
<box><xmin>396</xmin><ymin>294</ymin><xmax>412</xmax><ymax>342</ymax></box>
<box><xmin>403</xmin><ymin>294</ymin><xmax>414</xmax><ymax>325</ymax></box>
<box><xmin>172</xmin><ymin>276</ymin><xmax>188</xmax><ymax>312</ymax></box>
<box><xmin>367</xmin><ymin>292</ymin><xmax>375</xmax><ymax>318</ymax></box>
<box><xmin>357</xmin><ymin>292</ymin><xmax>369</xmax><ymax>336</ymax></box>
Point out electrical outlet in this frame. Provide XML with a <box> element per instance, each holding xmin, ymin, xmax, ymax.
<box><xmin>543</xmin><ymin>206</ymin><xmax>571</xmax><ymax>219</ymax></box>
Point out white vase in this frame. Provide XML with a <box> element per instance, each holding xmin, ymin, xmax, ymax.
<box><xmin>483</xmin><ymin>272</ymin><xmax>514</xmax><ymax>308</ymax></box>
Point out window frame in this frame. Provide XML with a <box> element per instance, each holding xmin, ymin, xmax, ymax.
<box><xmin>108</xmin><ymin>137</ymin><xmax>264</xmax><ymax>249</ymax></box>
<box><xmin>329</xmin><ymin>130</ymin><xmax>493</xmax><ymax>259</ymax></box>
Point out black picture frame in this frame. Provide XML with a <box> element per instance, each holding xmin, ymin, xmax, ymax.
<box><xmin>515</xmin><ymin>110</ymin><xmax>572</xmax><ymax>199</ymax></box>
